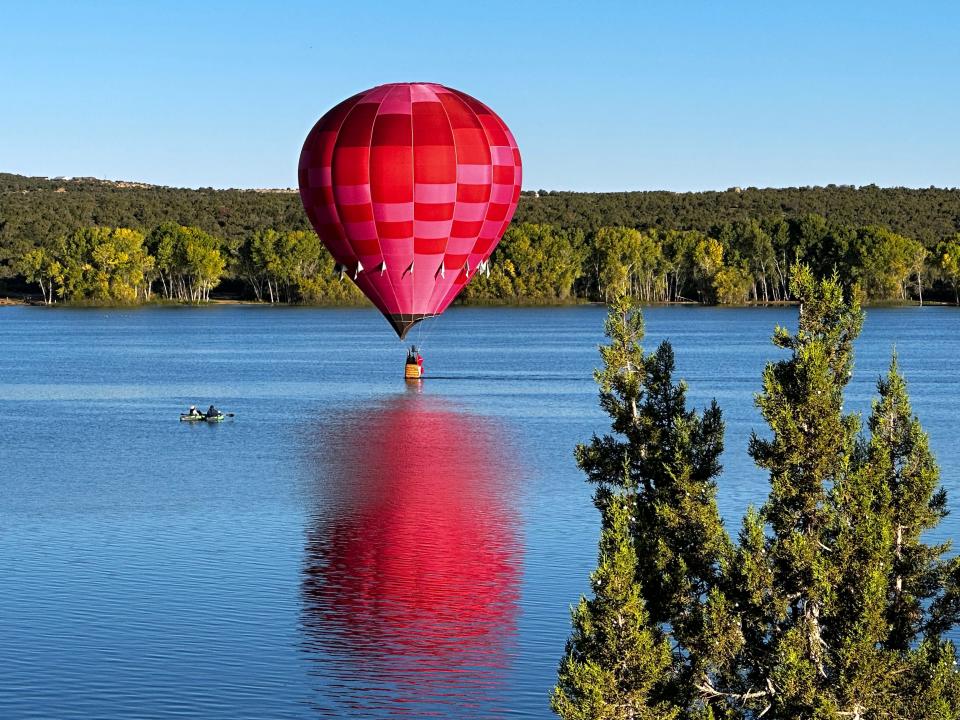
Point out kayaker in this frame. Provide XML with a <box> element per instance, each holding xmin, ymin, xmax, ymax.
<box><xmin>187</xmin><ymin>405</ymin><xmax>201</xmax><ymax>418</ymax></box>
<box><xmin>206</xmin><ymin>404</ymin><xmax>220</xmax><ymax>418</ymax></box>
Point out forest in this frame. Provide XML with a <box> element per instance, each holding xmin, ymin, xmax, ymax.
<box><xmin>2</xmin><ymin>172</ymin><xmax>960</xmax><ymax>305</ymax></box>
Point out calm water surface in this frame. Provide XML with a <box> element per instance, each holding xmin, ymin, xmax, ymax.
<box><xmin>2</xmin><ymin>305</ymin><xmax>959</xmax><ymax>718</ymax></box>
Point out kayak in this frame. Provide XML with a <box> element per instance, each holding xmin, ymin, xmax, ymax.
<box><xmin>180</xmin><ymin>413</ymin><xmax>226</xmax><ymax>422</ymax></box>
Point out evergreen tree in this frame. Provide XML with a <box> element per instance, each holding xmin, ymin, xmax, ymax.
<box><xmin>738</xmin><ymin>267</ymin><xmax>960</xmax><ymax>718</ymax></box>
<box><xmin>552</xmin><ymin>490</ymin><xmax>677</xmax><ymax>720</ymax></box>
<box><xmin>559</xmin><ymin>267</ymin><xmax>960</xmax><ymax>719</ymax></box>
<box><xmin>865</xmin><ymin>355</ymin><xmax>947</xmax><ymax>649</ymax></box>
<box><xmin>741</xmin><ymin>266</ymin><xmax>864</xmax><ymax>716</ymax></box>
<box><xmin>565</xmin><ymin>295</ymin><xmax>735</xmax><ymax>717</ymax></box>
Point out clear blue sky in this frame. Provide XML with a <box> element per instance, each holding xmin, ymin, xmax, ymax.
<box><xmin>2</xmin><ymin>1</ymin><xmax>958</xmax><ymax>191</ymax></box>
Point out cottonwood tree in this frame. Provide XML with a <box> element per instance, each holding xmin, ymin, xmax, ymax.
<box><xmin>42</xmin><ymin>226</ymin><xmax>154</xmax><ymax>303</ymax></box>
<box><xmin>16</xmin><ymin>247</ymin><xmax>60</xmax><ymax>304</ymax></box>
<box><xmin>937</xmin><ymin>236</ymin><xmax>960</xmax><ymax>305</ymax></box>
<box><xmin>147</xmin><ymin>223</ymin><xmax>225</xmax><ymax>302</ymax></box>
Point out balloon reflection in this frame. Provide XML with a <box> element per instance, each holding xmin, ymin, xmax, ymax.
<box><xmin>301</xmin><ymin>394</ymin><xmax>521</xmax><ymax>717</ymax></box>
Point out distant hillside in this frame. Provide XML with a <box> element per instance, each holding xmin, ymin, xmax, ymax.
<box><xmin>0</xmin><ymin>173</ymin><xmax>311</xmax><ymax>273</ymax></box>
<box><xmin>3</xmin><ymin>173</ymin><xmax>960</xmax><ymax>305</ymax></box>
<box><xmin>523</xmin><ymin>185</ymin><xmax>960</xmax><ymax>245</ymax></box>
<box><xmin>3</xmin><ymin>173</ymin><xmax>959</xmax><ymax>254</ymax></box>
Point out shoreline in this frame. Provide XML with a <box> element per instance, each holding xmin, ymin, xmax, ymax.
<box><xmin>1</xmin><ymin>296</ymin><xmax>953</xmax><ymax>309</ymax></box>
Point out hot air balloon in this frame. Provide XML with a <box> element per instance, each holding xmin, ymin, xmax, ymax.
<box><xmin>298</xmin><ymin>83</ymin><xmax>522</xmax><ymax>340</ymax></box>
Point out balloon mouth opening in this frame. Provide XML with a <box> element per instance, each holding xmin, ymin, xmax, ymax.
<box><xmin>388</xmin><ymin>314</ymin><xmax>435</xmax><ymax>339</ymax></box>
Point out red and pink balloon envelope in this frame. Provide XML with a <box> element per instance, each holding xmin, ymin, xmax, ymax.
<box><xmin>298</xmin><ymin>83</ymin><xmax>522</xmax><ymax>338</ymax></box>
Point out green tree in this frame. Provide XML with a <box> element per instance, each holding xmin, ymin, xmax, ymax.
<box><xmin>743</xmin><ymin>266</ymin><xmax>864</xmax><ymax>716</ymax></box>
<box><xmin>10</xmin><ymin>175</ymin><xmax>960</xmax><ymax>305</ymax></box>
<box><xmin>294</xmin><ymin>245</ymin><xmax>367</xmax><ymax>305</ymax></box>
<box><xmin>660</xmin><ymin>229</ymin><xmax>703</xmax><ymax>302</ymax></box>
<box><xmin>552</xmin><ymin>491</ymin><xmax>678</xmax><ymax>720</ymax></box>
<box><xmin>693</xmin><ymin>237</ymin><xmax>724</xmax><ymax>303</ymax></box>
<box><xmin>726</xmin><ymin>219</ymin><xmax>776</xmax><ymax>302</ymax></box>
<box><xmin>865</xmin><ymin>355</ymin><xmax>950</xmax><ymax>650</ymax></box>
<box><xmin>762</xmin><ymin>216</ymin><xmax>792</xmax><ymax>301</ymax></box>
<box><xmin>791</xmin><ymin>214</ymin><xmax>858</xmax><ymax>281</ymax></box>
<box><xmin>854</xmin><ymin>226</ymin><xmax>925</xmax><ymax>302</ymax></box>
<box><xmin>714</xmin><ymin>264</ymin><xmax>753</xmax><ymax>304</ymax></box>
<box><xmin>561</xmin><ymin>269</ymin><xmax>960</xmax><ymax>718</ymax></box>
<box><xmin>251</xmin><ymin>228</ymin><xmax>282</xmax><ymax>302</ymax></box>
<box><xmin>146</xmin><ymin>223</ymin><xmax>224</xmax><ymax>301</ymax></box>
<box><xmin>936</xmin><ymin>236</ymin><xmax>960</xmax><ymax>305</ymax></box>
<box><xmin>45</xmin><ymin>226</ymin><xmax>153</xmax><ymax>303</ymax></box>
<box><xmin>15</xmin><ymin>247</ymin><xmax>61</xmax><ymax>304</ymax></box>
<box><xmin>183</xmin><ymin>228</ymin><xmax>225</xmax><ymax>301</ymax></box>
<box><xmin>275</xmin><ymin>230</ymin><xmax>321</xmax><ymax>300</ymax></box>
<box><xmin>234</xmin><ymin>229</ymin><xmax>269</xmax><ymax>301</ymax></box>
<box><xmin>736</xmin><ymin>267</ymin><xmax>960</xmax><ymax>717</ymax></box>
<box><xmin>90</xmin><ymin>227</ymin><xmax>154</xmax><ymax>302</ymax></box>
<box><xmin>146</xmin><ymin>222</ymin><xmax>183</xmax><ymax>299</ymax></box>
<box><xmin>588</xmin><ymin>227</ymin><xmax>665</xmax><ymax>302</ymax></box>
<box><xmin>564</xmin><ymin>295</ymin><xmax>734</xmax><ymax>717</ymax></box>
<box><xmin>465</xmin><ymin>223</ymin><xmax>585</xmax><ymax>303</ymax></box>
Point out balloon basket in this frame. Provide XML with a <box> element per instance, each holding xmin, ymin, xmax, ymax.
<box><xmin>405</xmin><ymin>362</ymin><xmax>423</xmax><ymax>380</ymax></box>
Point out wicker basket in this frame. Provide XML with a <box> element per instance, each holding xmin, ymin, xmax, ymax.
<box><xmin>405</xmin><ymin>362</ymin><xmax>422</xmax><ymax>379</ymax></box>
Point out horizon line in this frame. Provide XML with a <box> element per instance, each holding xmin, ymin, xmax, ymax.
<box><xmin>3</xmin><ymin>169</ymin><xmax>959</xmax><ymax>195</ymax></box>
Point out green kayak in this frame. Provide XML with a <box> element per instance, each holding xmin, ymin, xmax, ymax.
<box><xmin>180</xmin><ymin>413</ymin><xmax>226</xmax><ymax>422</ymax></box>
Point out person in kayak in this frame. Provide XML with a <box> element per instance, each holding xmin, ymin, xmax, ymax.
<box><xmin>187</xmin><ymin>405</ymin><xmax>202</xmax><ymax>418</ymax></box>
<box><xmin>206</xmin><ymin>404</ymin><xmax>220</xmax><ymax>418</ymax></box>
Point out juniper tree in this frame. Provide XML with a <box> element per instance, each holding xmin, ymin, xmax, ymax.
<box><xmin>865</xmin><ymin>354</ymin><xmax>948</xmax><ymax>649</ymax></box>
<box><xmin>560</xmin><ymin>273</ymin><xmax>960</xmax><ymax>719</ymax></box>
<box><xmin>736</xmin><ymin>266</ymin><xmax>864</xmax><ymax>716</ymax></box>
<box><xmin>864</xmin><ymin>357</ymin><xmax>960</xmax><ymax>718</ymax></box>
<box><xmin>552</xmin><ymin>490</ymin><xmax>677</xmax><ymax>720</ymax></box>
<box><xmin>738</xmin><ymin>266</ymin><xmax>960</xmax><ymax>718</ymax></box>
<box><xmin>564</xmin><ymin>295</ymin><xmax>736</xmax><ymax>717</ymax></box>
<box><xmin>818</xmin><ymin>353</ymin><xmax>960</xmax><ymax>718</ymax></box>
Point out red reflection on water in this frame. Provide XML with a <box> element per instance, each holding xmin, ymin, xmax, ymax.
<box><xmin>302</xmin><ymin>394</ymin><xmax>522</xmax><ymax>716</ymax></box>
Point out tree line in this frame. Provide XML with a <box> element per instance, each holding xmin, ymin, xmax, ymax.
<box><xmin>3</xmin><ymin>173</ymin><xmax>960</xmax><ymax>249</ymax></box>
<box><xmin>15</xmin><ymin>222</ymin><xmax>363</xmax><ymax>305</ymax></box>
<box><xmin>12</xmin><ymin>218</ymin><xmax>960</xmax><ymax>306</ymax></box>
<box><xmin>3</xmin><ymin>173</ymin><xmax>960</xmax><ymax>304</ymax></box>
<box><xmin>553</xmin><ymin>268</ymin><xmax>960</xmax><ymax>719</ymax></box>
<box><xmin>465</xmin><ymin>218</ymin><xmax>957</xmax><ymax>305</ymax></box>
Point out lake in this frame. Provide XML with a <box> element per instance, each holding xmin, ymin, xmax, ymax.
<box><xmin>2</xmin><ymin>304</ymin><xmax>959</xmax><ymax>719</ymax></box>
